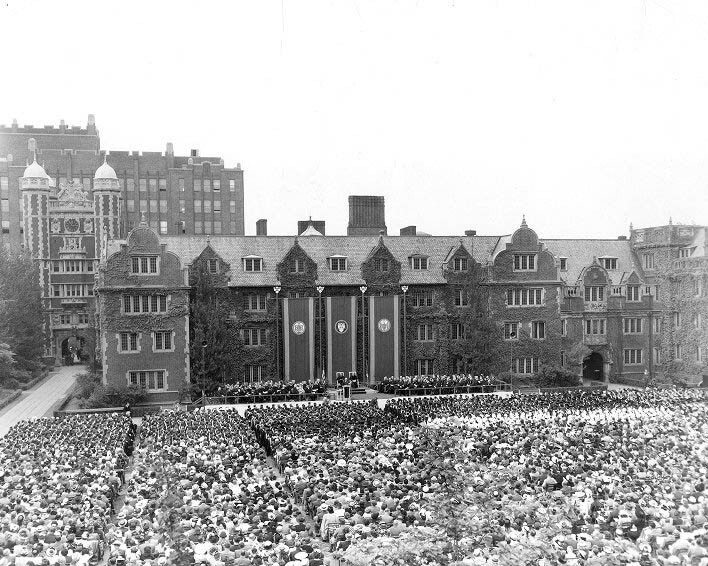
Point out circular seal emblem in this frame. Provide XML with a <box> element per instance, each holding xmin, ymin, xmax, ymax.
<box><xmin>377</xmin><ymin>318</ymin><xmax>391</xmax><ymax>333</ymax></box>
<box><xmin>292</xmin><ymin>321</ymin><xmax>306</xmax><ymax>335</ymax></box>
<box><xmin>335</xmin><ymin>320</ymin><xmax>349</xmax><ymax>334</ymax></box>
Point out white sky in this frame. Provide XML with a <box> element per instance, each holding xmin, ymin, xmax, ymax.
<box><xmin>1</xmin><ymin>0</ymin><xmax>707</xmax><ymax>237</ymax></box>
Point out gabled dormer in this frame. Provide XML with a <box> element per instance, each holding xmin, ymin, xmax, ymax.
<box><xmin>276</xmin><ymin>238</ymin><xmax>318</xmax><ymax>286</ymax></box>
<box><xmin>189</xmin><ymin>242</ymin><xmax>231</xmax><ymax>287</ymax></box>
<box><xmin>361</xmin><ymin>235</ymin><xmax>401</xmax><ymax>288</ymax></box>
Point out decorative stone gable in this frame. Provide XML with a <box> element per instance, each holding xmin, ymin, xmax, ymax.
<box><xmin>361</xmin><ymin>236</ymin><xmax>401</xmax><ymax>290</ymax></box>
<box><xmin>276</xmin><ymin>239</ymin><xmax>318</xmax><ymax>290</ymax></box>
<box><xmin>492</xmin><ymin>218</ymin><xmax>558</xmax><ymax>282</ymax></box>
<box><xmin>579</xmin><ymin>259</ymin><xmax>610</xmax><ymax>287</ymax></box>
<box><xmin>102</xmin><ymin>226</ymin><xmax>184</xmax><ymax>288</ymax></box>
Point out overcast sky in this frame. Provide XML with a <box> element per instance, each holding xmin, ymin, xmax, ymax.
<box><xmin>1</xmin><ymin>0</ymin><xmax>707</xmax><ymax>237</ymax></box>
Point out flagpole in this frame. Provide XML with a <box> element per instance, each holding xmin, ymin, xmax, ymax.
<box><xmin>317</xmin><ymin>285</ymin><xmax>324</xmax><ymax>384</ymax></box>
<box><xmin>273</xmin><ymin>285</ymin><xmax>281</xmax><ymax>381</ymax></box>
<box><xmin>359</xmin><ymin>285</ymin><xmax>367</xmax><ymax>386</ymax></box>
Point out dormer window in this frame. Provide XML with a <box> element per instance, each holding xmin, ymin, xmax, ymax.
<box><xmin>374</xmin><ymin>258</ymin><xmax>390</xmax><ymax>272</ymax></box>
<box><xmin>207</xmin><ymin>259</ymin><xmax>219</xmax><ymax>274</ymax></box>
<box><xmin>329</xmin><ymin>256</ymin><xmax>348</xmax><ymax>271</ymax></box>
<box><xmin>131</xmin><ymin>256</ymin><xmax>159</xmax><ymax>275</ymax></box>
<box><xmin>410</xmin><ymin>256</ymin><xmax>429</xmax><ymax>270</ymax></box>
<box><xmin>559</xmin><ymin>258</ymin><xmax>567</xmax><ymax>271</ymax></box>
<box><xmin>289</xmin><ymin>259</ymin><xmax>305</xmax><ymax>273</ymax></box>
<box><xmin>513</xmin><ymin>254</ymin><xmax>536</xmax><ymax>272</ymax></box>
<box><xmin>600</xmin><ymin>257</ymin><xmax>618</xmax><ymax>270</ymax></box>
<box><xmin>679</xmin><ymin>247</ymin><xmax>694</xmax><ymax>258</ymax></box>
<box><xmin>243</xmin><ymin>257</ymin><xmax>263</xmax><ymax>272</ymax></box>
<box><xmin>453</xmin><ymin>258</ymin><xmax>468</xmax><ymax>271</ymax></box>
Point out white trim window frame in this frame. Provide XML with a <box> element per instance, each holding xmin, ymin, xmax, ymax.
<box><xmin>506</xmin><ymin>288</ymin><xmax>544</xmax><ymax>307</ymax></box>
<box><xmin>131</xmin><ymin>255</ymin><xmax>160</xmax><ymax>275</ymax></box>
<box><xmin>118</xmin><ymin>332</ymin><xmax>140</xmax><ymax>353</ymax></box>
<box><xmin>153</xmin><ymin>330</ymin><xmax>174</xmax><ymax>352</ymax></box>
<box><xmin>513</xmin><ymin>254</ymin><xmax>537</xmax><ymax>272</ymax></box>
<box><xmin>243</xmin><ymin>257</ymin><xmax>263</xmax><ymax>272</ymax></box>
<box><xmin>127</xmin><ymin>370</ymin><xmax>167</xmax><ymax>392</ymax></box>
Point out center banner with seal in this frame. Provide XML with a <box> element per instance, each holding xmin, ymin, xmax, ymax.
<box><xmin>368</xmin><ymin>295</ymin><xmax>400</xmax><ymax>382</ymax></box>
<box><xmin>282</xmin><ymin>297</ymin><xmax>315</xmax><ymax>382</ymax></box>
<box><xmin>326</xmin><ymin>296</ymin><xmax>357</xmax><ymax>383</ymax></box>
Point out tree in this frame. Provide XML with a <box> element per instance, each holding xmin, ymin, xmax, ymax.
<box><xmin>0</xmin><ymin>342</ymin><xmax>16</xmax><ymax>383</ymax></box>
<box><xmin>188</xmin><ymin>262</ymin><xmax>240</xmax><ymax>394</ymax></box>
<box><xmin>0</xmin><ymin>247</ymin><xmax>44</xmax><ymax>370</ymax></box>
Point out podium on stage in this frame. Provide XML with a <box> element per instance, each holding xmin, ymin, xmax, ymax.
<box><xmin>342</xmin><ymin>384</ymin><xmax>351</xmax><ymax>400</ymax></box>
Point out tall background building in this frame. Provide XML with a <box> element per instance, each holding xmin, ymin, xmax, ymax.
<box><xmin>0</xmin><ymin>115</ymin><xmax>245</xmax><ymax>247</ymax></box>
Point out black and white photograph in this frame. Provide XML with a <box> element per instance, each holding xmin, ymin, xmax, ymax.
<box><xmin>0</xmin><ymin>1</ymin><xmax>707</xmax><ymax>565</ymax></box>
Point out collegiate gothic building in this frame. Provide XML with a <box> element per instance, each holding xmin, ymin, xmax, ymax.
<box><xmin>20</xmin><ymin>153</ymin><xmax>121</xmax><ymax>363</ymax></box>
<box><xmin>97</xmin><ymin>217</ymin><xmax>707</xmax><ymax>401</ymax></box>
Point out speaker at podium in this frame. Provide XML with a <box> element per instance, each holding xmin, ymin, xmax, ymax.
<box><xmin>349</xmin><ymin>371</ymin><xmax>359</xmax><ymax>389</ymax></box>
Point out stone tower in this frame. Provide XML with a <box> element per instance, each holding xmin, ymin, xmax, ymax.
<box><xmin>20</xmin><ymin>138</ymin><xmax>51</xmax><ymax>258</ymax></box>
<box><xmin>92</xmin><ymin>155</ymin><xmax>121</xmax><ymax>261</ymax></box>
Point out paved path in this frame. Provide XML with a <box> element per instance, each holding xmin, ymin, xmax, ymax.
<box><xmin>0</xmin><ymin>364</ymin><xmax>85</xmax><ymax>438</ymax></box>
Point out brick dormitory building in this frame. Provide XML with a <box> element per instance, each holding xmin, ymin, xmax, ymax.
<box><xmin>94</xmin><ymin>190</ymin><xmax>707</xmax><ymax>401</ymax></box>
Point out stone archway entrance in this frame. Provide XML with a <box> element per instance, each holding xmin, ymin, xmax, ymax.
<box><xmin>60</xmin><ymin>336</ymin><xmax>87</xmax><ymax>365</ymax></box>
<box><xmin>583</xmin><ymin>352</ymin><xmax>604</xmax><ymax>382</ymax></box>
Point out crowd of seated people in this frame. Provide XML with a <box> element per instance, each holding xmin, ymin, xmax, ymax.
<box><xmin>208</xmin><ymin>380</ymin><xmax>328</xmax><ymax>403</ymax></box>
<box><xmin>248</xmin><ymin>390</ymin><xmax>708</xmax><ymax>565</ymax></box>
<box><xmin>0</xmin><ymin>414</ymin><xmax>134</xmax><ymax>566</ymax></box>
<box><xmin>377</xmin><ymin>374</ymin><xmax>498</xmax><ymax>395</ymax></box>
<box><xmin>106</xmin><ymin>411</ymin><xmax>325</xmax><ymax>566</ymax></box>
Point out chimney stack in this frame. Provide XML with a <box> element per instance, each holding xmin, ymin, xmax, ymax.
<box><xmin>347</xmin><ymin>195</ymin><xmax>387</xmax><ymax>236</ymax></box>
<box><xmin>256</xmin><ymin>219</ymin><xmax>268</xmax><ymax>236</ymax></box>
<box><xmin>465</xmin><ymin>229</ymin><xmax>476</xmax><ymax>236</ymax></box>
<box><xmin>166</xmin><ymin>142</ymin><xmax>174</xmax><ymax>155</ymax></box>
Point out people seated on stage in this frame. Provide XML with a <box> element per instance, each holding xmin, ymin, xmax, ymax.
<box><xmin>0</xmin><ymin>414</ymin><xmax>134</xmax><ymax>566</ymax></box>
<box><xmin>377</xmin><ymin>373</ymin><xmax>497</xmax><ymax>395</ymax></box>
<box><xmin>211</xmin><ymin>379</ymin><xmax>327</xmax><ymax>403</ymax></box>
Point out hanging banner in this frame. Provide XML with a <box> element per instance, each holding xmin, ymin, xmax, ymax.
<box><xmin>326</xmin><ymin>296</ymin><xmax>357</xmax><ymax>382</ymax></box>
<box><xmin>282</xmin><ymin>297</ymin><xmax>315</xmax><ymax>382</ymax></box>
<box><xmin>368</xmin><ymin>295</ymin><xmax>400</xmax><ymax>382</ymax></box>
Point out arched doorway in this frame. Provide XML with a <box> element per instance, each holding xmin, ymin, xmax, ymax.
<box><xmin>583</xmin><ymin>352</ymin><xmax>604</xmax><ymax>382</ymax></box>
<box><xmin>61</xmin><ymin>336</ymin><xmax>87</xmax><ymax>365</ymax></box>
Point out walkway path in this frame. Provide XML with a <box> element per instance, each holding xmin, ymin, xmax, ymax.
<box><xmin>0</xmin><ymin>364</ymin><xmax>85</xmax><ymax>438</ymax></box>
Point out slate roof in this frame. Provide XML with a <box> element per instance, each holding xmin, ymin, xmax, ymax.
<box><xmin>541</xmin><ymin>239</ymin><xmax>641</xmax><ymax>286</ymax></box>
<box><xmin>106</xmin><ymin>230</ymin><xmax>651</xmax><ymax>288</ymax></box>
<box><xmin>107</xmin><ymin>234</ymin><xmax>501</xmax><ymax>287</ymax></box>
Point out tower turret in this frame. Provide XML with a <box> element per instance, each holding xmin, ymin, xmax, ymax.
<box><xmin>20</xmin><ymin>142</ymin><xmax>51</xmax><ymax>257</ymax></box>
<box><xmin>93</xmin><ymin>155</ymin><xmax>121</xmax><ymax>260</ymax></box>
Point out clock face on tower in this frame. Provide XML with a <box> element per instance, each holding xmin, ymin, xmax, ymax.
<box><xmin>65</xmin><ymin>219</ymin><xmax>79</xmax><ymax>233</ymax></box>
